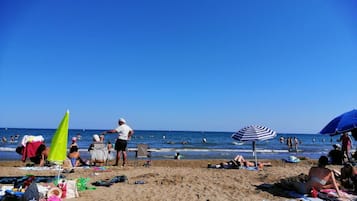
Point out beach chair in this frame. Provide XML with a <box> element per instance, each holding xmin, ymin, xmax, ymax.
<box><xmin>89</xmin><ymin>143</ymin><xmax>109</xmax><ymax>166</ymax></box>
<box><xmin>135</xmin><ymin>144</ymin><xmax>151</xmax><ymax>167</ymax></box>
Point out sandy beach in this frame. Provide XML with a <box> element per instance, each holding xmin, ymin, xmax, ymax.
<box><xmin>0</xmin><ymin>158</ymin><xmax>325</xmax><ymax>201</ymax></box>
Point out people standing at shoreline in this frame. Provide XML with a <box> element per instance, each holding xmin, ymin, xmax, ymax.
<box><xmin>279</xmin><ymin>136</ymin><xmax>284</xmax><ymax>144</ymax></box>
<box><xmin>104</xmin><ymin>118</ymin><xmax>134</xmax><ymax>167</ymax></box>
<box><xmin>294</xmin><ymin>137</ymin><xmax>299</xmax><ymax>152</ymax></box>
<box><xmin>287</xmin><ymin>137</ymin><xmax>293</xmax><ymax>151</ymax></box>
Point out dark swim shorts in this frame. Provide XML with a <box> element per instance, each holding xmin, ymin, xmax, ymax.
<box><xmin>115</xmin><ymin>139</ymin><xmax>127</xmax><ymax>151</ymax></box>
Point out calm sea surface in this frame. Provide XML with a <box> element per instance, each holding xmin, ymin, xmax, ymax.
<box><xmin>0</xmin><ymin>128</ymin><xmax>346</xmax><ymax>161</ymax></box>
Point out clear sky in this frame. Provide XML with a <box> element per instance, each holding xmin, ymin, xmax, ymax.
<box><xmin>1</xmin><ymin>1</ymin><xmax>356</xmax><ymax>133</ymax></box>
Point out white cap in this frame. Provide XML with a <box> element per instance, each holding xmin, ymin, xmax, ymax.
<box><xmin>119</xmin><ymin>118</ymin><xmax>126</xmax><ymax>123</ymax></box>
<box><xmin>93</xmin><ymin>134</ymin><xmax>100</xmax><ymax>142</ymax></box>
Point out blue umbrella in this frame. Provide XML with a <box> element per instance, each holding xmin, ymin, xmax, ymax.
<box><xmin>320</xmin><ymin>109</ymin><xmax>357</xmax><ymax>135</ymax></box>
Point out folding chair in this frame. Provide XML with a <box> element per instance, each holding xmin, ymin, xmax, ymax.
<box><xmin>135</xmin><ymin>144</ymin><xmax>151</xmax><ymax>167</ymax></box>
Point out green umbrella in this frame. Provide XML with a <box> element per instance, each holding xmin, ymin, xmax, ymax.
<box><xmin>48</xmin><ymin>110</ymin><xmax>70</xmax><ymax>165</ymax></box>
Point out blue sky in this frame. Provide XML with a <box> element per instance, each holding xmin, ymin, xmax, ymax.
<box><xmin>1</xmin><ymin>1</ymin><xmax>356</xmax><ymax>133</ymax></box>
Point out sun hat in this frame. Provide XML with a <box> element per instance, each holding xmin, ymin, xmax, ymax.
<box><xmin>119</xmin><ymin>118</ymin><xmax>126</xmax><ymax>123</ymax></box>
<box><xmin>47</xmin><ymin>187</ymin><xmax>62</xmax><ymax>199</ymax></box>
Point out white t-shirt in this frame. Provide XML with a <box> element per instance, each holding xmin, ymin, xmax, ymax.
<box><xmin>115</xmin><ymin>124</ymin><xmax>133</xmax><ymax>140</ymax></box>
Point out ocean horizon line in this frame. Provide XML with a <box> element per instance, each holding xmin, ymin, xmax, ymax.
<box><xmin>0</xmin><ymin>127</ymin><xmax>317</xmax><ymax>135</ymax></box>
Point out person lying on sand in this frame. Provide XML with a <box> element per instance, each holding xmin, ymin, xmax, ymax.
<box><xmin>233</xmin><ymin>155</ymin><xmax>272</xmax><ymax>169</ymax></box>
<box><xmin>209</xmin><ymin>155</ymin><xmax>271</xmax><ymax>169</ymax></box>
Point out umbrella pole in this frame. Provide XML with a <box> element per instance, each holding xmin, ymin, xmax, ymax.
<box><xmin>57</xmin><ymin>164</ymin><xmax>62</xmax><ymax>183</ymax></box>
<box><xmin>253</xmin><ymin>141</ymin><xmax>257</xmax><ymax>167</ymax></box>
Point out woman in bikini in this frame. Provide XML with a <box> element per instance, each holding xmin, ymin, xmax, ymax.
<box><xmin>294</xmin><ymin>156</ymin><xmax>341</xmax><ymax>196</ymax></box>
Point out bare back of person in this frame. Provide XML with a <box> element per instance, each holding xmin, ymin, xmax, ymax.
<box><xmin>306</xmin><ymin>167</ymin><xmax>333</xmax><ymax>190</ymax></box>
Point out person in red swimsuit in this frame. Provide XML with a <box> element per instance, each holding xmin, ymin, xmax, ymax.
<box><xmin>340</xmin><ymin>132</ymin><xmax>353</xmax><ymax>162</ymax></box>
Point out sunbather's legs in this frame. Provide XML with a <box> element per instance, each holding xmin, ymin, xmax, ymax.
<box><xmin>234</xmin><ymin>155</ymin><xmax>245</xmax><ymax>163</ymax></box>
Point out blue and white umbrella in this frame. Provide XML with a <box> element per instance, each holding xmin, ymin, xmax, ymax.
<box><xmin>232</xmin><ymin>125</ymin><xmax>277</xmax><ymax>166</ymax></box>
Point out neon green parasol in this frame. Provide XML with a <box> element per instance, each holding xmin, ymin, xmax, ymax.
<box><xmin>48</xmin><ymin>110</ymin><xmax>70</xmax><ymax>165</ymax></box>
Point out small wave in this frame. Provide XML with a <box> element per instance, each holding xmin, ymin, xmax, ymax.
<box><xmin>0</xmin><ymin>147</ymin><xmax>16</xmax><ymax>152</ymax></box>
<box><xmin>133</xmin><ymin>148</ymin><xmax>289</xmax><ymax>153</ymax></box>
<box><xmin>0</xmin><ymin>146</ymin><xmax>289</xmax><ymax>153</ymax></box>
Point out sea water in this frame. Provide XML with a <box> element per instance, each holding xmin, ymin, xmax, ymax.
<box><xmin>0</xmin><ymin>128</ymin><xmax>346</xmax><ymax>161</ymax></box>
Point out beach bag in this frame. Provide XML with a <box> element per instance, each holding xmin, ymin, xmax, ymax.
<box><xmin>65</xmin><ymin>180</ymin><xmax>79</xmax><ymax>199</ymax></box>
<box><xmin>47</xmin><ymin>187</ymin><xmax>62</xmax><ymax>201</ymax></box>
<box><xmin>21</xmin><ymin>182</ymin><xmax>39</xmax><ymax>201</ymax></box>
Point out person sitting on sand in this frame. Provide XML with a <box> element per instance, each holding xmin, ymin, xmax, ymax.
<box><xmin>30</xmin><ymin>143</ymin><xmax>50</xmax><ymax>167</ymax></box>
<box><xmin>340</xmin><ymin>163</ymin><xmax>357</xmax><ymax>191</ymax></box>
<box><xmin>328</xmin><ymin>144</ymin><xmax>343</xmax><ymax>165</ymax></box>
<box><xmin>293</xmin><ymin>156</ymin><xmax>341</xmax><ymax>196</ymax></box>
<box><xmin>88</xmin><ymin>134</ymin><xmax>108</xmax><ymax>166</ymax></box>
<box><xmin>68</xmin><ymin>146</ymin><xmax>81</xmax><ymax>167</ymax></box>
<box><xmin>70</xmin><ymin>137</ymin><xmax>78</xmax><ymax>148</ymax></box>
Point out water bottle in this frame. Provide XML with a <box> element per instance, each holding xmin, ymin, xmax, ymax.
<box><xmin>134</xmin><ymin>180</ymin><xmax>145</xmax><ymax>184</ymax></box>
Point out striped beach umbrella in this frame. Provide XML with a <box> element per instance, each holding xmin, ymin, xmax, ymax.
<box><xmin>232</xmin><ymin>125</ymin><xmax>277</xmax><ymax>166</ymax></box>
<box><xmin>232</xmin><ymin>125</ymin><xmax>277</xmax><ymax>141</ymax></box>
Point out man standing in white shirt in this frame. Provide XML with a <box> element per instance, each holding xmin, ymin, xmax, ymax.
<box><xmin>104</xmin><ymin>118</ymin><xmax>134</xmax><ymax>166</ymax></box>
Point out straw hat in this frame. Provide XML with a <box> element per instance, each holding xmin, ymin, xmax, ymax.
<box><xmin>47</xmin><ymin>187</ymin><xmax>62</xmax><ymax>198</ymax></box>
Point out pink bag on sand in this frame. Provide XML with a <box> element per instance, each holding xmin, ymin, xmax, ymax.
<box><xmin>47</xmin><ymin>195</ymin><xmax>61</xmax><ymax>201</ymax></box>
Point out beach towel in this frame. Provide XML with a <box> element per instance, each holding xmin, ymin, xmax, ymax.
<box><xmin>17</xmin><ymin>166</ymin><xmax>62</xmax><ymax>171</ymax></box>
<box><xmin>318</xmin><ymin>189</ymin><xmax>357</xmax><ymax>201</ymax></box>
<box><xmin>19</xmin><ymin>141</ymin><xmax>44</xmax><ymax>162</ymax></box>
<box><xmin>240</xmin><ymin>166</ymin><xmax>258</xmax><ymax>171</ymax></box>
<box><xmin>91</xmin><ymin>175</ymin><xmax>128</xmax><ymax>187</ymax></box>
<box><xmin>287</xmin><ymin>191</ymin><xmax>324</xmax><ymax>201</ymax></box>
<box><xmin>0</xmin><ymin>176</ymin><xmax>65</xmax><ymax>187</ymax></box>
<box><xmin>20</xmin><ymin>135</ymin><xmax>44</xmax><ymax>147</ymax></box>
